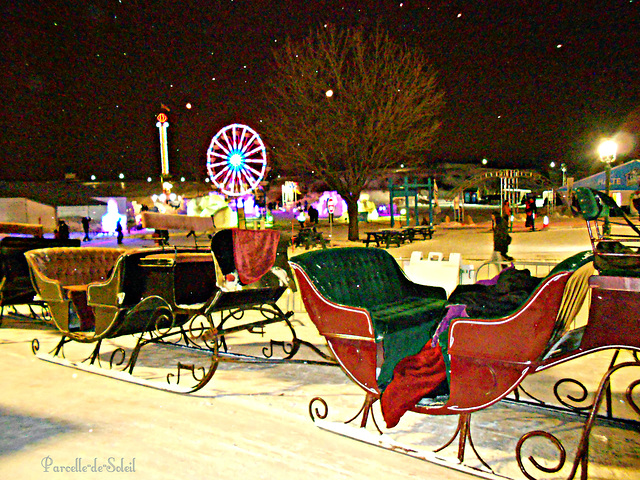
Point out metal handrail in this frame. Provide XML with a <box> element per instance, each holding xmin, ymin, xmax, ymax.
<box><xmin>475</xmin><ymin>260</ymin><xmax>557</xmax><ymax>282</ymax></box>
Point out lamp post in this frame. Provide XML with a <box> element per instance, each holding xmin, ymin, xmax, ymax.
<box><xmin>598</xmin><ymin>139</ymin><xmax>617</xmax><ymax>236</ymax></box>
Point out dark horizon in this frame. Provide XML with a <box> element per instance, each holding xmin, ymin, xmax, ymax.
<box><xmin>2</xmin><ymin>1</ymin><xmax>638</xmax><ymax>182</ymax></box>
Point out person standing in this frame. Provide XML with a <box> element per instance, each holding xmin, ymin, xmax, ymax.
<box><xmin>491</xmin><ymin>211</ymin><xmax>513</xmax><ymax>264</ymax></box>
<box><xmin>115</xmin><ymin>219</ymin><xmax>123</xmax><ymax>244</ymax></box>
<box><xmin>307</xmin><ymin>205</ymin><xmax>319</xmax><ymax>224</ymax></box>
<box><xmin>453</xmin><ymin>195</ymin><xmax>461</xmax><ymax>222</ymax></box>
<box><xmin>502</xmin><ymin>199</ymin><xmax>511</xmax><ymax>231</ymax></box>
<box><xmin>81</xmin><ymin>216</ymin><xmax>92</xmax><ymax>241</ymax></box>
<box><xmin>525</xmin><ymin>197</ymin><xmax>537</xmax><ymax>231</ymax></box>
<box><xmin>58</xmin><ymin>220</ymin><xmax>70</xmax><ymax>240</ymax></box>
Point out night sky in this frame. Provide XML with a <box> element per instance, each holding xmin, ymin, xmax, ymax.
<box><xmin>2</xmin><ymin>0</ymin><xmax>639</xmax><ymax>182</ymax></box>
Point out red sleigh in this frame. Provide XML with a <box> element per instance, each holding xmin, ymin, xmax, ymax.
<box><xmin>290</xmin><ymin>233</ymin><xmax>639</xmax><ymax>478</ymax></box>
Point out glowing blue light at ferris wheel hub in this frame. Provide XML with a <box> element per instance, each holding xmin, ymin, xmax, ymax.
<box><xmin>229</xmin><ymin>151</ymin><xmax>244</xmax><ymax>170</ymax></box>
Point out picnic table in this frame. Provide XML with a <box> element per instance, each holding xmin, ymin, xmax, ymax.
<box><xmin>401</xmin><ymin>225</ymin><xmax>434</xmax><ymax>241</ymax></box>
<box><xmin>364</xmin><ymin>225</ymin><xmax>435</xmax><ymax>248</ymax></box>
<box><xmin>364</xmin><ymin>228</ymin><xmax>411</xmax><ymax>248</ymax></box>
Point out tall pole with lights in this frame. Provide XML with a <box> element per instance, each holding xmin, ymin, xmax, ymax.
<box><xmin>156</xmin><ymin>113</ymin><xmax>170</xmax><ymax>179</ymax></box>
<box><xmin>156</xmin><ymin>112</ymin><xmax>172</xmax><ymax>200</ymax></box>
<box><xmin>598</xmin><ymin>139</ymin><xmax>617</xmax><ymax>236</ymax></box>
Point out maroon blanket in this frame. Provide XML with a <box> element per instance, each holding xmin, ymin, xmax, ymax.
<box><xmin>380</xmin><ymin>343</ymin><xmax>447</xmax><ymax>428</ymax></box>
<box><xmin>232</xmin><ymin>229</ymin><xmax>280</xmax><ymax>285</ymax></box>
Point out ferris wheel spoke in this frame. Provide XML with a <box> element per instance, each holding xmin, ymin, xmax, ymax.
<box><xmin>208</xmin><ymin>155</ymin><xmax>232</xmax><ymax>165</ymax></box>
<box><xmin>237</xmin><ymin>126</ymin><xmax>249</xmax><ymax>146</ymax></box>
<box><xmin>238</xmin><ymin>172</ymin><xmax>253</xmax><ymax>191</ymax></box>
<box><xmin>239</xmin><ymin>125</ymin><xmax>251</xmax><ymax>149</ymax></box>
<box><xmin>232</xmin><ymin>126</ymin><xmax>242</xmax><ymax>150</ymax></box>
<box><xmin>239</xmin><ymin>168</ymin><xmax>257</xmax><ymax>186</ymax></box>
<box><xmin>213</xmin><ymin>138</ymin><xmax>231</xmax><ymax>155</ymax></box>
<box><xmin>209</xmin><ymin>150</ymin><xmax>231</xmax><ymax>161</ymax></box>
<box><xmin>242</xmin><ymin>164</ymin><xmax>264</xmax><ymax>178</ymax></box>
<box><xmin>239</xmin><ymin>133</ymin><xmax>259</xmax><ymax>153</ymax></box>
<box><xmin>243</xmin><ymin>145</ymin><xmax>266</xmax><ymax>157</ymax></box>
<box><xmin>231</xmin><ymin>170</ymin><xmax>242</xmax><ymax>192</ymax></box>
<box><xmin>222</xmin><ymin>130</ymin><xmax>234</xmax><ymax>151</ymax></box>
<box><xmin>211</xmin><ymin>163</ymin><xmax>231</xmax><ymax>180</ymax></box>
<box><xmin>244</xmin><ymin>157</ymin><xmax>266</xmax><ymax>164</ymax></box>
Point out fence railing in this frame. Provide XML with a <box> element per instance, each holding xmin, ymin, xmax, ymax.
<box><xmin>475</xmin><ymin>260</ymin><xmax>557</xmax><ymax>282</ymax></box>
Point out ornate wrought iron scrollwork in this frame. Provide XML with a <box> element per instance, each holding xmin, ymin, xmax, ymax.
<box><xmin>109</xmin><ymin>347</ymin><xmax>127</xmax><ymax>369</ymax></box>
<box><xmin>153</xmin><ymin>307</ymin><xmax>174</xmax><ymax>337</ymax></box>
<box><xmin>516</xmin><ymin>360</ymin><xmax>639</xmax><ymax>480</ymax></box>
<box><xmin>248</xmin><ymin>325</ymin><xmax>266</xmax><ymax>336</ymax></box>
<box><xmin>516</xmin><ymin>430</ymin><xmax>567</xmax><ymax>480</ymax></box>
<box><xmin>309</xmin><ymin>397</ymin><xmax>328</xmax><ymax>422</ymax></box>
<box><xmin>167</xmin><ymin>362</ymin><xmax>206</xmax><ymax>385</ymax></box>
<box><xmin>185</xmin><ymin>315</ymin><xmax>209</xmax><ymax>343</ymax></box>
<box><xmin>262</xmin><ymin>339</ymin><xmax>295</xmax><ymax>358</ymax></box>
<box><xmin>553</xmin><ymin>378</ymin><xmax>592</xmax><ymax>412</ymax></box>
<box><xmin>31</xmin><ymin>338</ymin><xmax>40</xmax><ymax>354</ymax></box>
<box><xmin>228</xmin><ymin>308</ymin><xmax>245</xmax><ymax>321</ymax></box>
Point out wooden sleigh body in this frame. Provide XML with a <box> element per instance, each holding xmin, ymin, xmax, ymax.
<box><xmin>25</xmin><ymin>229</ymin><xmax>331</xmax><ymax>393</ymax></box>
<box><xmin>0</xmin><ymin>236</ymin><xmax>80</xmax><ymax>324</ymax></box>
<box><xmin>290</xmin><ymin>245</ymin><xmax>639</xmax><ymax>479</ymax></box>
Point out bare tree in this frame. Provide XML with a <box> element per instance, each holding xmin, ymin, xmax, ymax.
<box><xmin>261</xmin><ymin>25</ymin><xmax>444</xmax><ymax>241</ymax></box>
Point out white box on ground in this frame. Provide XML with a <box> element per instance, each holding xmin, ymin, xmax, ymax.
<box><xmin>403</xmin><ymin>251</ymin><xmax>464</xmax><ymax>296</ymax></box>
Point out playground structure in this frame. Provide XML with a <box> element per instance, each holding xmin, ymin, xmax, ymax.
<box><xmin>388</xmin><ymin>177</ymin><xmax>435</xmax><ymax>228</ymax></box>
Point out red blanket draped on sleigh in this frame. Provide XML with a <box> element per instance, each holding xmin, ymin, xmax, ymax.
<box><xmin>231</xmin><ymin>229</ymin><xmax>280</xmax><ymax>285</ymax></box>
<box><xmin>380</xmin><ymin>343</ymin><xmax>447</xmax><ymax>428</ymax></box>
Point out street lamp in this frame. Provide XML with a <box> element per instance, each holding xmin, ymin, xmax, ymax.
<box><xmin>598</xmin><ymin>139</ymin><xmax>617</xmax><ymax>235</ymax></box>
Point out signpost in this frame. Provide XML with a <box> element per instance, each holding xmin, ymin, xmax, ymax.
<box><xmin>327</xmin><ymin>197</ymin><xmax>335</xmax><ymax>238</ymax></box>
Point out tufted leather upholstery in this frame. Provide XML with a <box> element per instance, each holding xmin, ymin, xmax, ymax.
<box><xmin>290</xmin><ymin>247</ymin><xmax>447</xmax><ymax>337</ymax></box>
<box><xmin>26</xmin><ymin>247</ymin><xmax>125</xmax><ymax>287</ymax></box>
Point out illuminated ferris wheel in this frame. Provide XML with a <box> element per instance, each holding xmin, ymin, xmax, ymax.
<box><xmin>206</xmin><ymin>123</ymin><xmax>267</xmax><ymax>196</ymax></box>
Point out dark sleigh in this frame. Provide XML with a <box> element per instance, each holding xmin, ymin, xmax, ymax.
<box><xmin>25</xmin><ymin>228</ymin><xmax>331</xmax><ymax>393</ymax></box>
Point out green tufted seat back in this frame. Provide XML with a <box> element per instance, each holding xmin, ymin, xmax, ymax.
<box><xmin>292</xmin><ymin>247</ymin><xmax>417</xmax><ymax>309</ymax></box>
<box><xmin>291</xmin><ymin>247</ymin><xmax>448</xmax><ymax>339</ymax></box>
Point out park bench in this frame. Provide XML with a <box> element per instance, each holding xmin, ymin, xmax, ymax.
<box><xmin>401</xmin><ymin>225</ymin><xmax>434</xmax><ymax>241</ymax></box>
